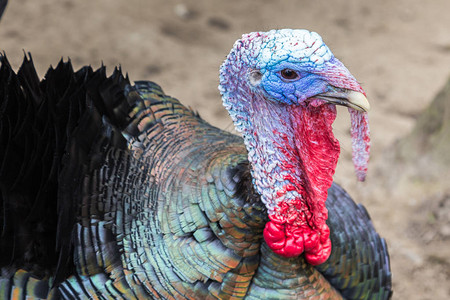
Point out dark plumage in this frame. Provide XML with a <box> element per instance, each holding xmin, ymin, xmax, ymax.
<box><xmin>0</xmin><ymin>29</ymin><xmax>392</xmax><ymax>299</ymax></box>
<box><xmin>0</xmin><ymin>0</ymin><xmax>7</xmax><ymax>21</ymax></box>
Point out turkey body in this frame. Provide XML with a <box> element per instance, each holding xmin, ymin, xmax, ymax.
<box><xmin>0</xmin><ymin>30</ymin><xmax>392</xmax><ymax>300</ymax></box>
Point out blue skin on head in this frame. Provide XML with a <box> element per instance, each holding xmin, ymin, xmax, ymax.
<box><xmin>257</xmin><ymin>58</ymin><xmax>346</xmax><ymax>106</ymax></box>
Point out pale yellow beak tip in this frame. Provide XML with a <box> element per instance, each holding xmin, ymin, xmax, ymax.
<box><xmin>347</xmin><ymin>91</ymin><xmax>370</xmax><ymax>112</ymax></box>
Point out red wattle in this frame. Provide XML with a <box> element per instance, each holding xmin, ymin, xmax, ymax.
<box><xmin>304</xmin><ymin>237</ymin><xmax>332</xmax><ymax>265</ymax></box>
<box><xmin>263</xmin><ymin>216</ymin><xmax>331</xmax><ymax>263</ymax></box>
<box><xmin>261</xmin><ymin>104</ymin><xmax>339</xmax><ymax>264</ymax></box>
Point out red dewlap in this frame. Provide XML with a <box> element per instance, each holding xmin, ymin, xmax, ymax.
<box><xmin>264</xmin><ymin>214</ymin><xmax>332</xmax><ymax>265</ymax></box>
<box><xmin>263</xmin><ymin>103</ymin><xmax>340</xmax><ymax>264</ymax></box>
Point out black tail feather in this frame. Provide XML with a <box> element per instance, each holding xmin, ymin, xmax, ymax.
<box><xmin>0</xmin><ymin>54</ymin><xmax>133</xmax><ymax>286</ymax></box>
<box><xmin>0</xmin><ymin>0</ymin><xmax>7</xmax><ymax>21</ymax></box>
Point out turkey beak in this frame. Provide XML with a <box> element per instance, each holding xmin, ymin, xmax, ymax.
<box><xmin>315</xmin><ymin>88</ymin><xmax>370</xmax><ymax>112</ymax></box>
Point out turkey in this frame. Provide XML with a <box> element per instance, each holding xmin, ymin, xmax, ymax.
<box><xmin>0</xmin><ymin>29</ymin><xmax>392</xmax><ymax>299</ymax></box>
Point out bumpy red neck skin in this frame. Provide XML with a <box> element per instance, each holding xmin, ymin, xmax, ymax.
<box><xmin>261</xmin><ymin>102</ymin><xmax>340</xmax><ymax>265</ymax></box>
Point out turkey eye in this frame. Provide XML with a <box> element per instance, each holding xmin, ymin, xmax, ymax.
<box><xmin>280</xmin><ymin>69</ymin><xmax>300</xmax><ymax>80</ymax></box>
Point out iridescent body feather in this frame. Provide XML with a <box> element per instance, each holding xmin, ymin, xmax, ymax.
<box><xmin>0</xmin><ymin>30</ymin><xmax>392</xmax><ymax>299</ymax></box>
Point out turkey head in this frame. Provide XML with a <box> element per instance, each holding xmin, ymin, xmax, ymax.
<box><xmin>219</xmin><ymin>29</ymin><xmax>370</xmax><ymax>265</ymax></box>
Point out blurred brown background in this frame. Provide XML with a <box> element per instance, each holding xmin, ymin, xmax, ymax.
<box><xmin>1</xmin><ymin>0</ymin><xmax>449</xmax><ymax>299</ymax></box>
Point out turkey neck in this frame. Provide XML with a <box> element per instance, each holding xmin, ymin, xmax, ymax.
<box><xmin>245</xmin><ymin>93</ymin><xmax>340</xmax><ymax>217</ymax></box>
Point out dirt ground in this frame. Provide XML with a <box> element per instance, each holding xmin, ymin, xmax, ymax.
<box><xmin>1</xmin><ymin>0</ymin><xmax>450</xmax><ymax>299</ymax></box>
